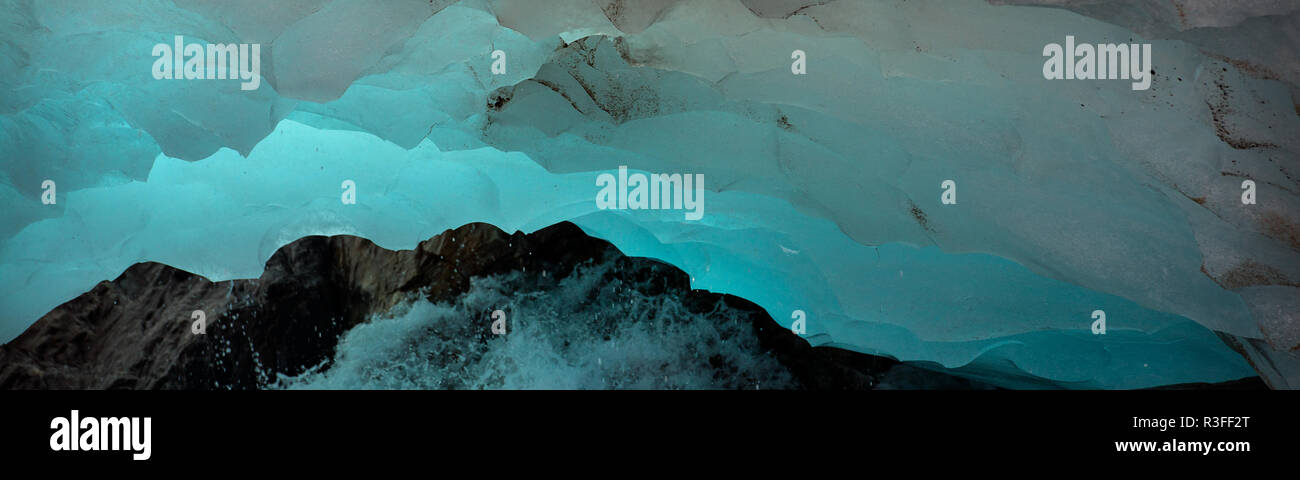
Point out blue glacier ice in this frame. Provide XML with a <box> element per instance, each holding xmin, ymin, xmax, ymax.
<box><xmin>2</xmin><ymin>0</ymin><xmax>1297</xmax><ymax>388</ymax></box>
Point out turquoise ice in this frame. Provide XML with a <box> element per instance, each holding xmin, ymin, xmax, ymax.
<box><xmin>3</xmin><ymin>0</ymin><xmax>1296</xmax><ymax>388</ymax></box>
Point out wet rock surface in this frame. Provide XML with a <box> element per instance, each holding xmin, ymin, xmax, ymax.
<box><xmin>1</xmin><ymin>222</ymin><xmax>1006</xmax><ymax>390</ymax></box>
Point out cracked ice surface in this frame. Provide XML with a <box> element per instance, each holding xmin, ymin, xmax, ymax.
<box><xmin>2</xmin><ymin>0</ymin><xmax>1297</xmax><ymax>388</ymax></box>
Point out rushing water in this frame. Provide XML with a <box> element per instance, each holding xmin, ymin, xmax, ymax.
<box><xmin>276</xmin><ymin>260</ymin><xmax>799</xmax><ymax>389</ymax></box>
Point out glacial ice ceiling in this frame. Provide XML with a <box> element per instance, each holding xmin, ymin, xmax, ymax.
<box><xmin>1</xmin><ymin>0</ymin><xmax>1298</xmax><ymax>388</ymax></box>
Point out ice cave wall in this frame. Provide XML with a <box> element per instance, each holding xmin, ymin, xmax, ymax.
<box><xmin>1</xmin><ymin>0</ymin><xmax>1297</xmax><ymax>388</ymax></box>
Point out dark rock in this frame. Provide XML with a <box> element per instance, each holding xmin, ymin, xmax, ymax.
<box><xmin>0</xmin><ymin>221</ymin><xmax>989</xmax><ymax>390</ymax></box>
